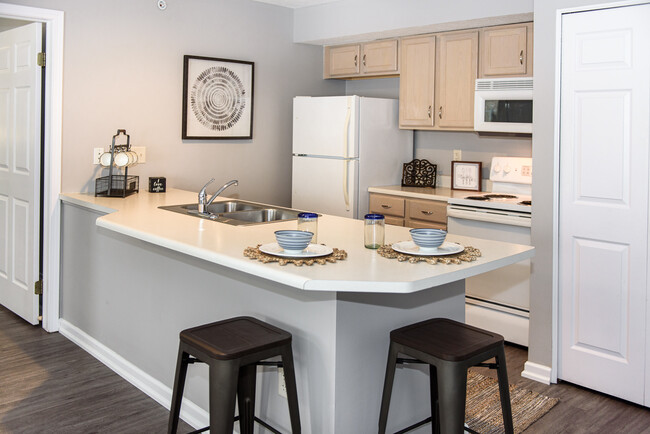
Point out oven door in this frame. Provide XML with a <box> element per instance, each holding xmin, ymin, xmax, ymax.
<box><xmin>447</xmin><ymin>206</ymin><xmax>531</xmax><ymax>311</ymax></box>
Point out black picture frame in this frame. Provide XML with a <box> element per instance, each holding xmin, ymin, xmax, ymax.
<box><xmin>451</xmin><ymin>161</ymin><xmax>482</xmax><ymax>191</ymax></box>
<box><xmin>182</xmin><ymin>55</ymin><xmax>254</xmax><ymax>140</ymax></box>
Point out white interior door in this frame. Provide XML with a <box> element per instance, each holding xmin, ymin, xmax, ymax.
<box><xmin>0</xmin><ymin>22</ymin><xmax>42</xmax><ymax>325</ymax></box>
<box><xmin>559</xmin><ymin>4</ymin><xmax>650</xmax><ymax>405</ymax></box>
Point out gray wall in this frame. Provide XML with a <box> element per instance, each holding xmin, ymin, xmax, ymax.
<box><xmin>3</xmin><ymin>0</ymin><xmax>343</xmax><ymax>206</ymax></box>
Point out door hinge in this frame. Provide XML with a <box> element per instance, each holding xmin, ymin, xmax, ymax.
<box><xmin>37</xmin><ymin>52</ymin><xmax>45</xmax><ymax>67</ymax></box>
<box><xmin>34</xmin><ymin>280</ymin><xmax>43</xmax><ymax>295</ymax></box>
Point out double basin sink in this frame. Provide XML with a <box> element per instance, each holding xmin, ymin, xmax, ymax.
<box><xmin>159</xmin><ymin>200</ymin><xmax>302</xmax><ymax>226</ymax></box>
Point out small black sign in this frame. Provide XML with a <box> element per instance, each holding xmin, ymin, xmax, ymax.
<box><xmin>149</xmin><ymin>177</ymin><xmax>166</xmax><ymax>193</ymax></box>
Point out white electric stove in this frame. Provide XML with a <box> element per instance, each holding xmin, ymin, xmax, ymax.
<box><xmin>447</xmin><ymin>157</ymin><xmax>532</xmax><ymax>346</ymax></box>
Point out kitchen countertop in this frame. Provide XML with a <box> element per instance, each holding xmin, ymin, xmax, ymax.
<box><xmin>368</xmin><ymin>185</ymin><xmax>471</xmax><ymax>201</ymax></box>
<box><xmin>60</xmin><ymin>189</ymin><xmax>534</xmax><ymax>294</ymax></box>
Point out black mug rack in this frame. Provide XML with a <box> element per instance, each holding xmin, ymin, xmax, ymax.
<box><xmin>95</xmin><ymin>129</ymin><xmax>139</xmax><ymax>197</ymax></box>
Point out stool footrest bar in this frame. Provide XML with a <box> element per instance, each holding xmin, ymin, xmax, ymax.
<box><xmin>393</xmin><ymin>416</ymin><xmax>432</xmax><ymax>434</ymax></box>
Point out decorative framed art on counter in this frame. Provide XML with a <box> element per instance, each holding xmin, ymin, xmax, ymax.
<box><xmin>182</xmin><ymin>55</ymin><xmax>254</xmax><ymax>140</ymax></box>
<box><xmin>451</xmin><ymin>161</ymin><xmax>482</xmax><ymax>191</ymax></box>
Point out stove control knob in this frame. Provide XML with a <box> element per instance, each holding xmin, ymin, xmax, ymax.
<box><xmin>493</xmin><ymin>163</ymin><xmax>502</xmax><ymax>173</ymax></box>
<box><xmin>503</xmin><ymin>165</ymin><xmax>511</xmax><ymax>174</ymax></box>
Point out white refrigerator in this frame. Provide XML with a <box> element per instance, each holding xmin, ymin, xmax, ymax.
<box><xmin>291</xmin><ymin>96</ymin><xmax>413</xmax><ymax>219</ymax></box>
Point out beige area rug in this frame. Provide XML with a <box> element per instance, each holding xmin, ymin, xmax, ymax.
<box><xmin>465</xmin><ymin>370</ymin><xmax>559</xmax><ymax>433</ymax></box>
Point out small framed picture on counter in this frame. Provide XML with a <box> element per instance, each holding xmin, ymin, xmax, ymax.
<box><xmin>451</xmin><ymin>161</ymin><xmax>482</xmax><ymax>191</ymax></box>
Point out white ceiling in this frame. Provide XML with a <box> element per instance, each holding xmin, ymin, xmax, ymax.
<box><xmin>250</xmin><ymin>0</ymin><xmax>342</xmax><ymax>8</ymax></box>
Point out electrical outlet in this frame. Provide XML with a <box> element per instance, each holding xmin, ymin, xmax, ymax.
<box><xmin>453</xmin><ymin>149</ymin><xmax>462</xmax><ymax>161</ymax></box>
<box><xmin>93</xmin><ymin>148</ymin><xmax>104</xmax><ymax>165</ymax></box>
<box><xmin>278</xmin><ymin>367</ymin><xmax>287</xmax><ymax>398</ymax></box>
<box><xmin>132</xmin><ymin>146</ymin><xmax>146</xmax><ymax>164</ymax></box>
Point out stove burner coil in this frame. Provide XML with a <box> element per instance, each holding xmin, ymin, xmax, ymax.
<box><xmin>465</xmin><ymin>196</ymin><xmax>491</xmax><ymax>201</ymax></box>
<box><xmin>483</xmin><ymin>194</ymin><xmax>518</xmax><ymax>199</ymax></box>
<box><xmin>519</xmin><ymin>200</ymin><xmax>532</xmax><ymax>206</ymax></box>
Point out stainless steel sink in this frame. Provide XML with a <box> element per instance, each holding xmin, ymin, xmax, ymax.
<box><xmin>219</xmin><ymin>208</ymin><xmax>301</xmax><ymax>224</ymax></box>
<box><xmin>159</xmin><ymin>200</ymin><xmax>302</xmax><ymax>226</ymax></box>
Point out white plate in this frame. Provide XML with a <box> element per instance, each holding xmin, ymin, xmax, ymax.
<box><xmin>259</xmin><ymin>243</ymin><xmax>333</xmax><ymax>258</ymax></box>
<box><xmin>391</xmin><ymin>241</ymin><xmax>464</xmax><ymax>256</ymax></box>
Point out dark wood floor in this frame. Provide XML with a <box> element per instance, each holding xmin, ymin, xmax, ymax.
<box><xmin>0</xmin><ymin>305</ymin><xmax>193</xmax><ymax>433</ymax></box>
<box><xmin>2</xmin><ymin>304</ymin><xmax>650</xmax><ymax>433</ymax></box>
<box><xmin>471</xmin><ymin>345</ymin><xmax>650</xmax><ymax>433</ymax></box>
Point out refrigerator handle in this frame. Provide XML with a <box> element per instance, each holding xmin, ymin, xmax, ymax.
<box><xmin>342</xmin><ymin>98</ymin><xmax>352</xmax><ymax>211</ymax></box>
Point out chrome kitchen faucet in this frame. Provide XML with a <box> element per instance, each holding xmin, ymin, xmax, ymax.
<box><xmin>198</xmin><ymin>179</ymin><xmax>239</xmax><ymax>214</ymax></box>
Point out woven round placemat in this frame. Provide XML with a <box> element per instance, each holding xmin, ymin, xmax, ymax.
<box><xmin>244</xmin><ymin>245</ymin><xmax>347</xmax><ymax>266</ymax></box>
<box><xmin>377</xmin><ymin>244</ymin><xmax>481</xmax><ymax>264</ymax></box>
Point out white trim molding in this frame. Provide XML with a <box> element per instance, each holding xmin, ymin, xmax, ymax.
<box><xmin>522</xmin><ymin>361</ymin><xmax>552</xmax><ymax>385</ymax></box>
<box><xmin>0</xmin><ymin>3</ymin><xmax>64</xmax><ymax>332</ymax></box>
<box><xmin>59</xmin><ymin>319</ymin><xmax>209</xmax><ymax>430</ymax></box>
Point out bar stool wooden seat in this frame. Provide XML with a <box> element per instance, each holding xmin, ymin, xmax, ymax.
<box><xmin>167</xmin><ymin>316</ymin><xmax>301</xmax><ymax>434</ymax></box>
<box><xmin>378</xmin><ymin>318</ymin><xmax>513</xmax><ymax>434</ymax></box>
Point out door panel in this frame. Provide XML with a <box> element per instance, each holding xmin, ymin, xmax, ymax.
<box><xmin>559</xmin><ymin>4</ymin><xmax>650</xmax><ymax>405</ymax></box>
<box><xmin>0</xmin><ymin>23</ymin><xmax>42</xmax><ymax>325</ymax></box>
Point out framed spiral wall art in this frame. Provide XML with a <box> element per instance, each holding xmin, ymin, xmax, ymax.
<box><xmin>182</xmin><ymin>55</ymin><xmax>254</xmax><ymax>139</ymax></box>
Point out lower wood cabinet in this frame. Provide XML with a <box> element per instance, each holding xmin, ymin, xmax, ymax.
<box><xmin>369</xmin><ymin>193</ymin><xmax>447</xmax><ymax>230</ymax></box>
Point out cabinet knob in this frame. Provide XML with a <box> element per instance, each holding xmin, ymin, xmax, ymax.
<box><xmin>438</xmin><ymin>106</ymin><xmax>443</xmax><ymax>119</ymax></box>
<box><xmin>354</xmin><ymin>54</ymin><xmax>358</xmax><ymax>67</ymax></box>
<box><xmin>362</xmin><ymin>54</ymin><xmax>366</xmax><ymax>66</ymax></box>
<box><xmin>428</xmin><ymin>106</ymin><xmax>432</xmax><ymax>118</ymax></box>
<box><xmin>520</xmin><ymin>50</ymin><xmax>524</xmax><ymax>65</ymax></box>
<box><xmin>381</xmin><ymin>204</ymin><xmax>392</xmax><ymax>209</ymax></box>
<box><xmin>421</xmin><ymin>210</ymin><xmax>434</xmax><ymax>215</ymax></box>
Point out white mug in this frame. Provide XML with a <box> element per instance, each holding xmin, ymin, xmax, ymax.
<box><xmin>99</xmin><ymin>152</ymin><xmax>113</xmax><ymax>167</ymax></box>
<box><xmin>114</xmin><ymin>151</ymin><xmax>138</xmax><ymax>167</ymax></box>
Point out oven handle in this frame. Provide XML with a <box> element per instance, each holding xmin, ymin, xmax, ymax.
<box><xmin>447</xmin><ymin>206</ymin><xmax>531</xmax><ymax>228</ymax></box>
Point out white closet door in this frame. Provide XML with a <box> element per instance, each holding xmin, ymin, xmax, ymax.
<box><xmin>559</xmin><ymin>4</ymin><xmax>650</xmax><ymax>405</ymax></box>
<box><xmin>0</xmin><ymin>23</ymin><xmax>42</xmax><ymax>325</ymax></box>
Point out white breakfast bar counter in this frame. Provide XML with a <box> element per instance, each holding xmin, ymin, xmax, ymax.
<box><xmin>59</xmin><ymin>189</ymin><xmax>534</xmax><ymax>434</ymax></box>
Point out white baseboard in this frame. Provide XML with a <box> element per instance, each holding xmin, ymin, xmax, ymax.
<box><xmin>521</xmin><ymin>360</ymin><xmax>552</xmax><ymax>385</ymax></box>
<box><xmin>58</xmin><ymin>319</ymin><xmax>209</xmax><ymax>430</ymax></box>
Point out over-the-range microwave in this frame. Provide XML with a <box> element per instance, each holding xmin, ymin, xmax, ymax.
<box><xmin>474</xmin><ymin>77</ymin><xmax>533</xmax><ymax>134</ymax></box>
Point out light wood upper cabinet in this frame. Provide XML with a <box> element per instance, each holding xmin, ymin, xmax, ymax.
<box><xmin>436</xmin><ymin>31</ymin><xmax>478</xmax><ymax>129</ymax></box>
<box><xmin>326</xmin><ymin>44</ymin><xmax>360</xmax><ymax>77</ymax></box>
<box><xmin>479</xmin><ymin>23</ymin><xmax>533</xmax><ymax>77</ymax></box>
<box><xmin>399</xmin><ymin>35</ymin><xmax>436</xmax><ymax>128</ymax></box>
<box><xmin>362</xmin><ymin>40</ymin><xmax>398</xmax><ymax>74</ymax></box>
<box><xmin>324</xmin><ymin>40</ymin><xmax>398</xmax><ymax>79</ymax></box>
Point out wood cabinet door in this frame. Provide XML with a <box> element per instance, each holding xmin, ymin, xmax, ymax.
<box><xmin>480</xmin><ymin>24</ymin><xmax>532</xmax><ymax>77</ymax></box>
<box><xmin>326</xmin><ymin>44</ymin><xmax>360</xmax><ymax>77</ymax></box>
<box><xmin>399</xmin><ymin>35</ymin><xmax>435</xmax><ymax>128</ymax></box>
<box><xmin>407</xmin><ymin>198</ymin><xmax>447</xmax><ymax>224</ymax></box>
<box><xmin>436</xmin><ymin>31</ymin><xmax>478</xmax><ymax>129</ymax></box>
<box><xmin>369</xmin><ymin>193</ymin><xmax>405</xmax><ymax>217</ymax></box>
<box><xmin>362</xmin><ymin>40</ymin><xmax>398</xmax><ymax>74</ymax></box>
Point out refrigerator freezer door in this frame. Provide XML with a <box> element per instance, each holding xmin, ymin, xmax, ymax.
<box><xmin>292</xmin><ymin>156</ymin><xmax>359</xmax><ymax>219</ymax></box>
<box><xmin>293</xmin><ymin>96</ymin><xmax>359</xmax><ymax>158</ymax></box>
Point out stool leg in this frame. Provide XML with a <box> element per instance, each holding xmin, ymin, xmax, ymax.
<box><xmin>378</xmin><ymin>342</ymin><xmax>399</xmax><ymax>434</ymax></box>
<box><xmin>429</xmin><ymin>364</ymin><xmax>440</xmax><ymax>434</ymax></box>
<box><xmin>168</xmin><ymin>347</ymin><xmax>190</xmax><ymax>434</ymax></box>
<box><xmin>436</xmin><ymin>362</ymin><xmax>467</xmax><ymax>434</ymax></box>
<box><xmin>495</xmin><ymin>346</ymin><xmax>514</xmax><ymax>434</ymax></box>
<box><xmin>209</xmin><ymin>359</ymin><xmax>239</xmax><ymax>434</ymax></box>
<box><xmin>237</xmin><ymin>364</ymin><xmax>257</xmax><ymax>434</ymax></box>
<box><xmin>280</xmin><ymin>344</ymin><xmax>302</xmax><ymax>433</ymax></box>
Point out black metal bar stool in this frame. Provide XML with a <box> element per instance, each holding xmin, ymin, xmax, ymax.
<box><xmin>378</xmin><ymin>318</ymin><xmax>513</xmax><ymax>434</ymax></box>
<box><xmin>167</xmin><ymin>316</ymin><xmax>301</xmax><ymax>434</ymax></box>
